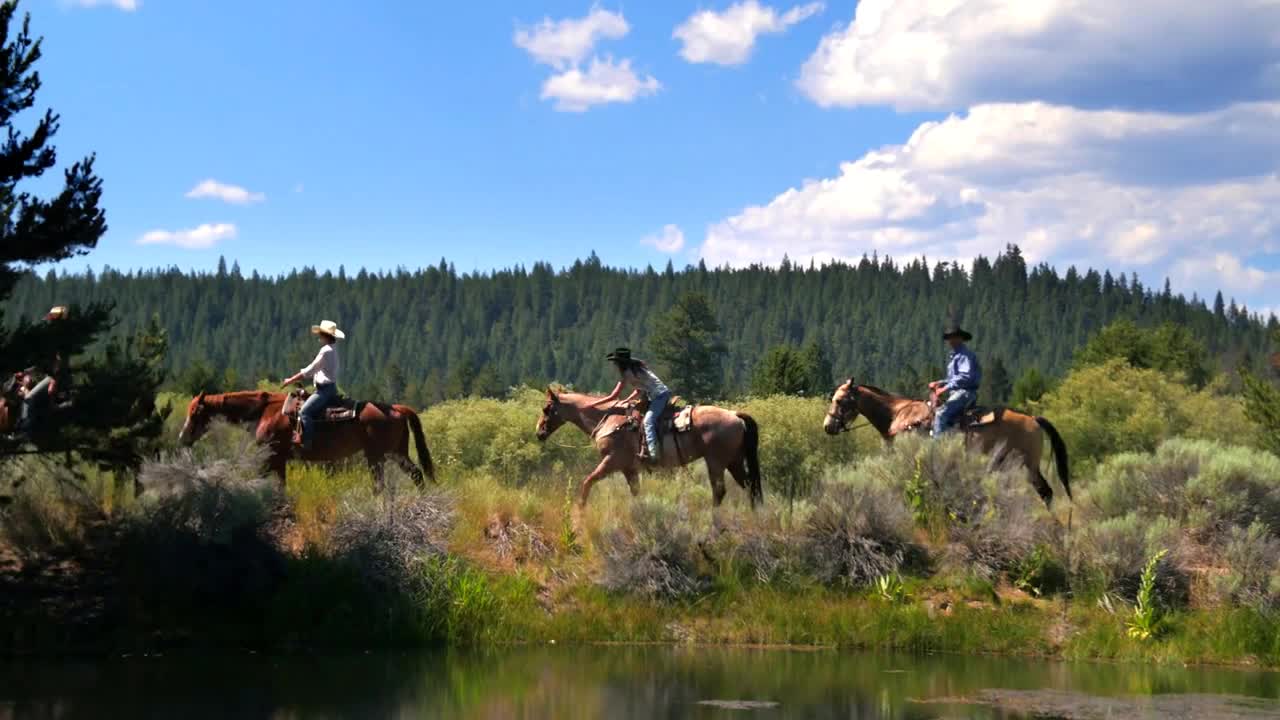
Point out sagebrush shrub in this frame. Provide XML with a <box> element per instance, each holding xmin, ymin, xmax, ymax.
<box><xmin>123</xmin><ymin>444</ymin><xmax>283</xmax><ymax>602</ymax></box>
<box><xmin>329</xmin><ymin>485</ymin><xmax>455</xmax><ymax>594</ymax></box>
<box><xmin>594</xmin><ymin>496</ymin><xmax>709</xmax><ymax>600</ymax></box>
<box><xmin>801</xmin><ymin>468</ymin><xmax>920</xmax><ymax>588</ymax></box>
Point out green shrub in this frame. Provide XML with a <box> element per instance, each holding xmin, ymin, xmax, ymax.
<box><xmin>0</xmin><ymin>459</ymin><xmax>103</xmax><ymax>558</ymax></box>
<box><xmin>1037</xmin><ymin>360</ymin><xmax>1189</xmax><ymax>465</ymax></box>
<box><xmin>1073</xmin><ymin>513</ymin><xmax>1185</xmax><ymax>603</ymax></box>
<box><xmin>1088</xmin><ymin>439</ymin><xmax>1280</xmax><ymax>542</ymax></box>
<box><xmin>422</xmin><ymin>388</ymin><xmax>596</xmax><ymax>484</ymax></box>
<box><xmin>1038</xmin><ymin>363</ymin><xmax>1269</xmax><ymax>468</ymax></box>
<box><xmin>734</xmin><ymin>395</ymin><xmax>874</xmax><ymax>503</ymax></box>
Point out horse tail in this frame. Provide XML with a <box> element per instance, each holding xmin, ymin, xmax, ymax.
<box><xmin>737</xmin><ymin>412</ymin><xmax>764</xmax><ymax>507</ymax></box>
<box><xmin>397</xmin><ymin>405</ymin><xmax>435</xmax><ymax>482</ymax></box>
<box><xmin>1035</xmin><ymin>416</ymin><xmax>1071</xmax><ymax>501</ymax></box>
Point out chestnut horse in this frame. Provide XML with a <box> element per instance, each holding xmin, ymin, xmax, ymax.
<box><xmin>177</xmin><ymin>390</ymin><xmax>434</xmax><ymax>489</ymax></box>
<box><xmin>823</xmin><ymin>380</ymin><xmax>1071</xmax><ymax>507</ymax></box>
<box><xmin>534</xmin><ymin>388</ymin><xmax>763</xmax><ymax>509</ymax></box>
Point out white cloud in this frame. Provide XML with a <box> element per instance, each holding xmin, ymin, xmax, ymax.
<box><xmin>70</xmin><ymin>0</ymin><xmax>138</xmax><ymax>10</ymax></box>
<box><xmin>797</xmin><ymin>0</ymin><xmax>1280</xmax><ymax>112</ymax></box>
<box><xmin>515</xmin><ymin>7</ymin><xmax>658</xmax><ymax>113</ymax></box>
<box><xmin>1172</xmin><ymin>253</ymin><xmax>1277</xmax><ymax>295</ymax></box>
<box><xmin>514</xmin><ymin>6</ymin><xmax>629</xmax><ymax>70</ymax></box>
<box><xmin>699</xmin><ymin>101</ymin><xmax>1280</xmax><ymax>307</ymax></box>
<box><xmin>185</xmin><ymin>179</ymin><xmax>265</xmax><ymax>205</ymax></box>
<box><xmin>137</xmin><ymin>223</ymin><xmax>237</xmax><ymax>250</ymax></box>
<box><xmin>643</xmin><ymin>224</ymin><xmax>686</xmax><ymax>253</ymax></box>
<box><xmin>675</xmin><ymin>1</ymin><xmax>824</xmax><ymax>66</ymax></box>
<box><xmin>541</xmin><ymin>57</ymin><xmax>660</xmax><ymax>112</ymax></box>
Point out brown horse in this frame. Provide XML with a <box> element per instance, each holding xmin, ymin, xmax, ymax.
<box><xmin>534</xmin><ymin>388</ymin><xmax>763</xmax><ymax>509</ymax></box>
<box><xmin>823</xmin><ymin>379</ymin><xmax>1071</xmax><ymax>507</ymax></box>
<box><xmin>177</xmin><ymin>390</ymin><xmax>434</xmax><ymax>489</ymax></box>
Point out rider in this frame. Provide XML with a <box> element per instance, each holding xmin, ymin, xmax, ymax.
<box><xmin>595</xmin><ymin>347</ymin><xmax>671</xmax><ymax>463</ymax></box>
<box><xmin>14</xmin><ymin>306</ymin><xmax>72</xmax><ymax>436</ymax></box>
<box><xmin>928</xmin><ymin>324</ymin><xmax>982</xmax><ymax>437</ymax></box>
<box><xmin>281</xmin><ymin>320</ymin><xmax>344</xmax><ymax>450</ymax></box>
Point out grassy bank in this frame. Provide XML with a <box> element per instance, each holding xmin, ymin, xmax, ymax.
<box><xmin>2</xmin><ymin>392</ymin><xmax>1278</xmax><ymax>668</ymax></box>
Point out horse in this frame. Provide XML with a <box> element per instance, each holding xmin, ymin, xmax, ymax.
<box><xmin>534</xmin><ymin>388</ymin><xmax>763</xmax><ymax>509</ymax></box>
<box><xmin>177</xmin><ymin>390</ymin><xmax>434</xmax><ymax>489</ymax></box>
<box><xmin>823</xmin><ymin>379</ymin><xmax>1071</xmax><ymax>507</ymax></box>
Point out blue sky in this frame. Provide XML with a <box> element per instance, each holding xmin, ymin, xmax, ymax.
<box><xmin>24</xmin><ymin>0</ymin><xmax>1280</xmax><ymax>314</ymax></box>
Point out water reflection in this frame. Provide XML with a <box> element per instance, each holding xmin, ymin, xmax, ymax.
<box><xmin>1</xmin><ymin>646</ymin><xmax>1277</xmax><ymax>719</ymax></box>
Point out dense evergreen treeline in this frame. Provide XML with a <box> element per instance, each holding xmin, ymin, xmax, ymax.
<box><xmin>5</xmin><ymin>245</ymin><xmax>1276</xmax><ymax>405</ymax></box>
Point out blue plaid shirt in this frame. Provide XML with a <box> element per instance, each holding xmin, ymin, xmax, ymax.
<box><xmin>943</xmin><ymin>345</ymin><xmax>981</xmax><ymax>392</ymax></box>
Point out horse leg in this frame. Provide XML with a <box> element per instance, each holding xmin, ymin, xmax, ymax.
<box><xmin>269</xmin><ymin>450</ymin><xmax>288</xmax><ymax>486</ymax></box>
<box><xmin>706</xmin><ymin>460</ymin><xmax>728</xmax><ymax>507</ymax></box>
<box><xmin>623</xmin><ymin>468</ymin><xmax>640</xmax><ymax>497</ymax></box>
<box><xmin>395</xmin><ymin>454</ymin><xmax>425</xmax><ymax>489</ymax></box>
<box><xmin>367</xmin><ymin>451</ymin><xmax>386</xmax><ymax>495</ymax></box>
<box><xmin>579</xmin><ymin>455</ymin><xmax>620</xmax><ymax>508</ymax></box>
<box><xmin>1028</xmin><ymin>465</ymin><xmax>1053</xmax><ymax>508</ymax></box>
<box><xmin>726</xmin><ymin>458</ymin><xmax>749</xmax><ymax>492</ymax></box>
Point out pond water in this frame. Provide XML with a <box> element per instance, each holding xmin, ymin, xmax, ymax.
<box><xmin>1</xmin><ymin>646</ymin><xmax>1278</xmax><ymax>719</ymax></box>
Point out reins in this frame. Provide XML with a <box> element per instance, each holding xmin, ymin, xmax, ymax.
<box><xmin>548</xmin><ymin>399</ymin><xmax>625</xmax><ymax>450</ymax></box>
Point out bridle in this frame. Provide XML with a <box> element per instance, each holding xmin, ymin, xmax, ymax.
<box><xmin>826</xmin><ymin>384</ymin><xmax>871</xmax><ymax>434</ymax></box>
<box><xmin>541</xmin><ymin>396</ymin><xmax>623</xmax><ymax>450</ymax></box>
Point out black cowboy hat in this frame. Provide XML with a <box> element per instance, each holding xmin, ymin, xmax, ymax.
<box><xmin>942</xmin><ymin>325</ymin><xmax>973</xmax><ymax>341</ymax></box>
<box><xmin>605</xmin><ymin>347</ymin><xmax>632</xmax><ymax>362</ymax></box>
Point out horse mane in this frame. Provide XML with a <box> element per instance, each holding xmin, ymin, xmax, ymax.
<box><xmin>851</xmin><ymin>382</ymin><xmax>928</xmax><ymax>437</ymax></box>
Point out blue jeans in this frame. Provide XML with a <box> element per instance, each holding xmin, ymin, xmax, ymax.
<box><xmin>18</xmin><ymin>377</ymin><xmax>52</xmax><ymax>432</ymax></box>
<box><xmin>933</xmin><ymin>389</ymin><xmax>976</xmax><ymax>437</ymax></box>
<box><xmin>643</xmin><ymin>391</ymin><xmax>670</xmax><ymax>457</ymax></box>
<box><xmin>300</xmin><ymin>383</ymin><xmax>337</xmax><ymax>449</ymax></box>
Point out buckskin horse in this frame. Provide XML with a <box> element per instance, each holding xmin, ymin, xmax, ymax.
<box><xmin>535</xmin><ymin>388</ymin><xmax>763</xmax><ymax>509</ymax></box>
<box><xmin>823</xmin><ymin>379</ymin><xmax>1071</xmax><ymax>507</ymax></box>
<box><xmin>177</xmin><ymin>390</ymin><xmax>434</xmax><ymax>489</ymax></box>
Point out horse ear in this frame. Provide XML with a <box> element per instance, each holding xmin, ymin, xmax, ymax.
<box><xmin>196</xmin><ymin>391</ymin><xmax>206</xmax><ymax>404</ymax></box>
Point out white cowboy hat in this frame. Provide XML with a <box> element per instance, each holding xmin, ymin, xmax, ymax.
<box><xmin>310</xmin><ymin>320</ymin><xmax>346</xmax><ymax>340</ymax></box>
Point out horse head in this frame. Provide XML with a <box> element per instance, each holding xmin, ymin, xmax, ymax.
<box><xmin>824</xmin><ymin>378</ymin><xmax>860</xmax><ymax>435</ymax></box>
<box><xmin>178</xmin><ymin>391</ymin><xmax>210</xmax><ymax>446</ymax></box>
<box><xmin>535</xmin><ymin>387</ymin><xmax>565</xmax><ymax>442</ymax></box>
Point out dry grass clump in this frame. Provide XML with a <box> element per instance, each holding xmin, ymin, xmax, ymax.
<box><xmin>483</xmin><ymin>511</ymin><xmax>553</xmax><ymax>565</ymax></box>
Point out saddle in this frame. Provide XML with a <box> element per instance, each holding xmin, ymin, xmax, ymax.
<box><xmin>627</xmin><ymin>396</ymin><xmax>695</xmax><ymax>436</ymax></box>
<box><xmin>937</xmin><ymin>403</ymin><xmax>1003</xmax><ymax>432</ymax></box>
<box><xmin>282</xmin><ymin>388</ymin><xmax>363</xmax><ymax>425</ymax></box>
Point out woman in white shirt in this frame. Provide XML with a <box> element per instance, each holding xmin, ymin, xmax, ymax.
<box><xmin>282</xmin><ymin>319</ymin><xmax>344</xmax><ymax>450</ymax></box>
<box><xmin>594</xmin><ymin>347</ymin><xmax>671</xmax><ymax>463</ymax></box>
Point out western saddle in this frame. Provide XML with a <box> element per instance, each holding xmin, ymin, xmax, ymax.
<box><xmin>282</xmin><ymin>387</ymin><xmax>363</xmax><ymax>442</ymax></box>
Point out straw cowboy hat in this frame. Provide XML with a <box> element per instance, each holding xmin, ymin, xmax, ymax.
<box><xmin>45</xmin><ymin>306</ymin><xmax>68</xmax><ymax>321</ymax></box>
<box><xmin>310</xmin><ymin>320</ymin><xmax>346</xmax><ymax>340</ymax></box>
